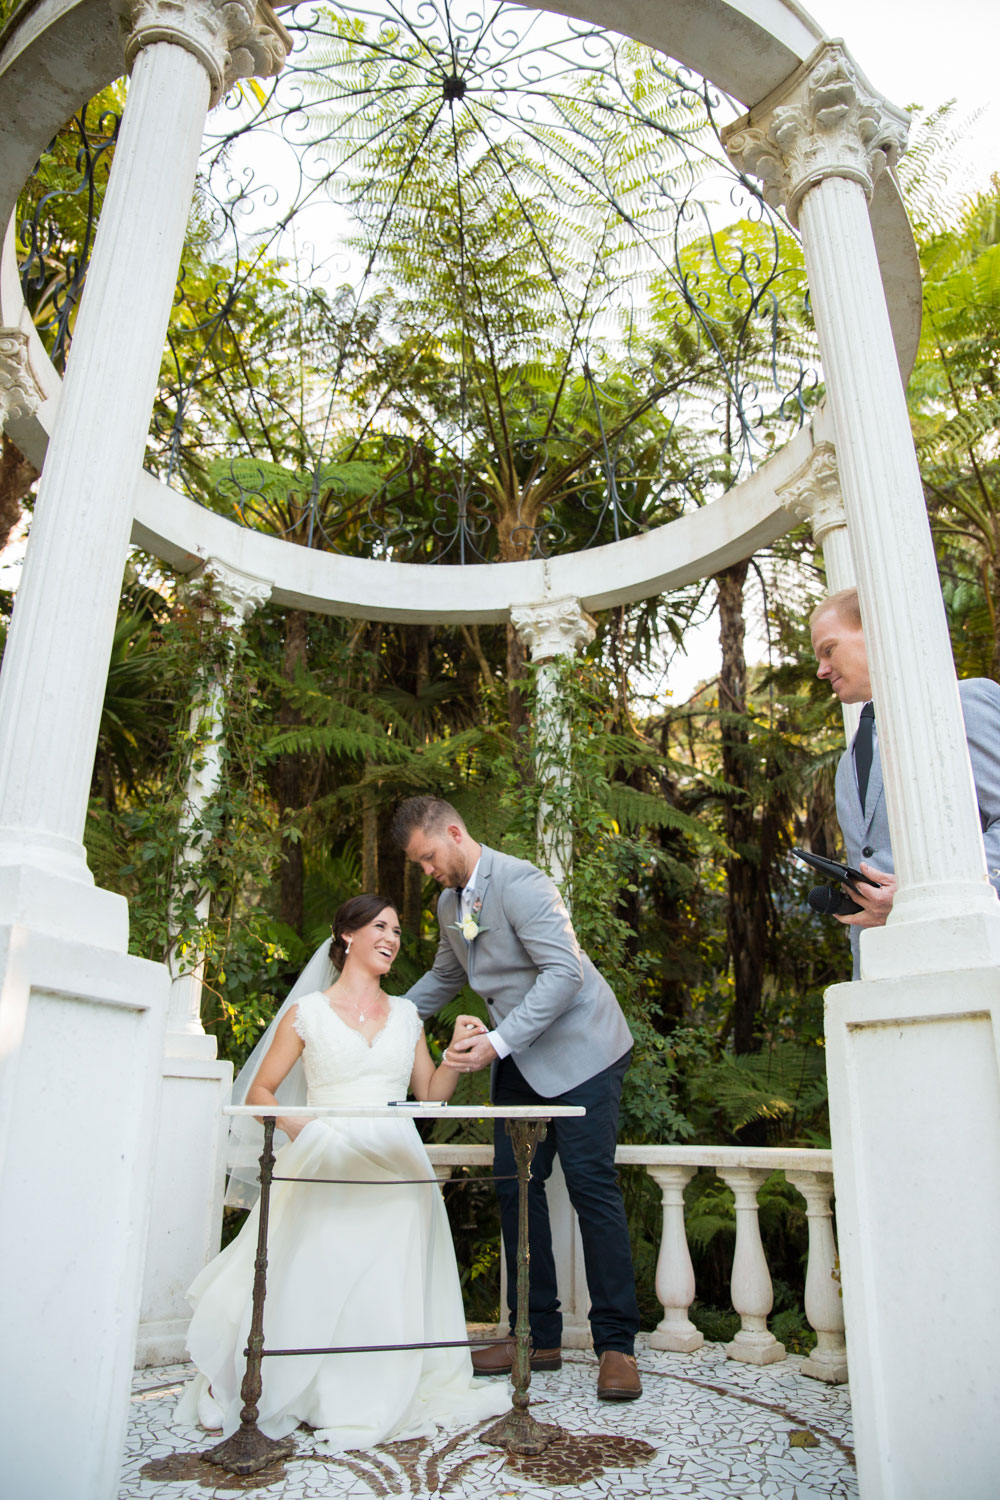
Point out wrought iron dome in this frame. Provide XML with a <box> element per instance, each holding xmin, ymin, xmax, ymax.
<box><xmin>16</xmin><ymin>0</ymin><xmax>821</xmax><ymax>570</ymax></box>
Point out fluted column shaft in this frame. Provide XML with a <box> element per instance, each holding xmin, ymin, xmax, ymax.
<box><xmin>0</xmin><ymin>44</ymin><xmax>209</xmax><ymax>900</ymax></box>
<box><xmin>166</xmin><ymin>562</ymin><xmax>271</xmax><ymax>1055</ymax></box>
<box><xmin>776</xmin><ymin>439</ymin><xmax>860</xmax><ymax>742</ymax></box>
<box><xmin>0</xmin><ymin>1</ymin><xmax>289</xmax><ymax>945</ymax></box>
<box><xmin>726</xmin><ymin>40</ymin><xmax>1000</xmax><ymax>975</ymax></box>
<box><xmin>511</xmin><ymin>597</ymin><xmax>596</xmax><ymax>894</ymax></box>
<box><xmin>798</xmin><ymin>178</ymin><xmax>993</xmax><ymax>919</ymax></box>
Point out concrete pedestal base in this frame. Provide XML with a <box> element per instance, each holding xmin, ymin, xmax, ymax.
<box><xmin>800</xmin><ymin>1342</ymin><xmax>849</xmax><ymax>1384</ymax></box>
<box><xmin>725</xmin><ymin>1329</ymin><xmax>786</xmax><ymax>1365</ymax></box>
<box><xmin>0</xmin><ymin>922</ymin><xmax>169</xmax><ymax>1500</ymax></box>
<box><xmin>135</xmin><ymin>1051</ymin><xmax>233</xmax><ymax>1367</ymax></box>
<box><xmin>825</xmin><ymin>963</ymin><xmax>1000</xmax><ymax>1499</ymax></box>
<box><xmin>649</xmin><ymin>1317</ymin><xmax>704</xmax><ymax>1354</ymax></box>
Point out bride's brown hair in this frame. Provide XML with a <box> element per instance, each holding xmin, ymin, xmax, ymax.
<box><xmin>328</xmin><ymin>894</ymin><xmax>397</xmax><ymax>972</ymax></box>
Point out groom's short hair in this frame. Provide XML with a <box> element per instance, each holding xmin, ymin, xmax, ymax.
<box><xmin>390</xmin><ymin>795</ymin><xmax>465</xmax><ymax>847</ymax></box>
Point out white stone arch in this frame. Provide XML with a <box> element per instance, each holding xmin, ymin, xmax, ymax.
<box><xmin>0</xmin><ymin>0</ymin><xmax>921</xmax><ymax>621</ymax></box>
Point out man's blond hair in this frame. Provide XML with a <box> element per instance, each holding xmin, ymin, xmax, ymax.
<box><xmin>810</xmin><ymin>587</ymin><xmax>862</xmax><ymax>631</ymax></box>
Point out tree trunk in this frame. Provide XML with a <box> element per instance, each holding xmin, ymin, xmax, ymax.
<box><xmin>716</xmin><ymin>561</ymin><xmax>766</xmax><ymax>1055</ymax></box>
<box><xmin>0</xmin><ymin>435</ymin><xmax>38</xmax><ymax>553</ymax></box>
<box><xmin>277</xmin><ymin>609</ymin><xmax>308</xmax><ymax>930</ymax></box>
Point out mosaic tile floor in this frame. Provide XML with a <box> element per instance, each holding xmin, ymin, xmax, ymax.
<box><xmin>121</xmin><ymin>1341</ymin><xmax>856</xmax><ymax>1499</ymax></box>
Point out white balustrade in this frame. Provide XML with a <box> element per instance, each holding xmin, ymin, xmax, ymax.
<box><xmin>425</xmin><ymin>1142</ymin><xmax>844</xmax><ymax>1383</ymax></box>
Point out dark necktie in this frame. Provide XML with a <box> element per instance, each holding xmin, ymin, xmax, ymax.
<box><xmin>854</xmin><ymin>701</ymin><xmax>875</xmax><ymax>810</ymax></box>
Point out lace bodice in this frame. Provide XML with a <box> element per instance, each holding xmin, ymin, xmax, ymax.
<box><xmin>292</xmin><ymin>991</ymin><xmax>423</xmax><ymax>1105</ymax></box>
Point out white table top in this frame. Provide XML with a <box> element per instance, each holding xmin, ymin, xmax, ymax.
<box><xmin>223</xmin><ymin>1104</ymin><xmax>585</xmax><ymax>1119</ymax></box>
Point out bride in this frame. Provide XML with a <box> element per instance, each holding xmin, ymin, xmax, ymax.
<box><xmin>175</xmin><ymin>893</ymin><xmax>509</xmax><ymax>1451</ymax></box>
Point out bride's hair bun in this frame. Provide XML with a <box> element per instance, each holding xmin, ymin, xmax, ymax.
<box><xmin>328</xmin><ymin>893</ymin><xmax>397</xmax><ymax>971</ymax></box>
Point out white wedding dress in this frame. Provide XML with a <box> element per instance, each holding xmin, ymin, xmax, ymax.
<box><xmin>175</xmin><ymin>992</ymin><xmax>509</xmax><ymax>1451</ymax></box>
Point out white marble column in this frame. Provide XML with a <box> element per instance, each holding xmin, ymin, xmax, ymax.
<box><xmin>0</xmin><ymin>6</ymin><xmax>290</xmax><ymax>1493</ymax></box>
<box><xmin>725</xmin><ymin>44</ymin><xmax>1000</xmax><ymax>1497</ymax></box>
<box><xmin>510</xmin><ymin>595</ymin><xmax>596</xmax><ymax>892</ymax></box>
<box><xmin>505</xmin><ymin>597</ymin><xmax>596</xmax><ymax>1346</ymax></box>
<box><xmin>166</xmin><ymin>559</ymin><xmax>271</xmax><ymax>1058</ymax></box>
<box><xmin>724</xmin><ymin>43</ymin><xmax>1000</xmax><ymax>979</ymax></box>
<box><xmin>0</xmin><ymin>0</ymin><xmax>289</xmax><ymax>946</ymax></box>
<box><xmin>776</xmin><ymin>440</ymin><xmax>860</xmax><ymax>740</ymax></box>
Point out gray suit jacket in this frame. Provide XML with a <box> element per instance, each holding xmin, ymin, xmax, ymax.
<box><xmin>405</xmin><ymin>845</ymin><xmax>633</xmax><ymax>1097</ymax></box>
<box><xmin>835</xmin><ymin>677</ymin><xmax>1000</xmax><ymax>974</ymax></box>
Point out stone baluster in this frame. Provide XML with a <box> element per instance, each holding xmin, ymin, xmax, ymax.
<box><xmin>165</xmin><ymin>559</ymin><xmax>271</xmax><ymax>1058</ymax></box>
<box><xmin>646</xmin><ymin>1164</ymin><xmax>704</xmax><ymax>1353</ymax></box>
<box><xmin>786</xmin><ymin>1169</ymin><xmax>847</xmax><ymax>1383</ymax></box>
<box><xmin>716</xmin><ymin>1166</ymin><xmax>785</xmax><ymax>1365</ymax></box>
<box><xmin>510</xmin><ymin>596</ymin><xmax>596</xmax><ymax>893</ymax></box>
<box><xmin>776</xmin><ymin>440</ymin><xmax>860</xmax><ymax>742</ymax></box>
<box><xmin>724</xmin><ymin>43</ymin><xmax>1000</xmax><ymax>975</ymax></box>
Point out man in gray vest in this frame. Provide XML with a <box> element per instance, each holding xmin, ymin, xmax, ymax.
<box><xmin>391</xmin><ymin>794</ymin><xmax>642</xmax><ymax>1400</ymax></box>
<box><xmin>811</xmin><ymin>587</ymin><xmax>1000</xmax><ymax>975</ymax></box>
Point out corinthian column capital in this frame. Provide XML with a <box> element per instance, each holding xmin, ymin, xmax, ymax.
<box><xmin>721</xmin><ymin>41</ymin><xmax>909</xmax><ymax>226</ymax></box>
<box><xmin>775</xmin><ymin>440</ymin><xmax>846</xmax><ymax>544</ymax></box>
<box><xmin>110</xmin><ymin>0</ymin><xmax>293</xmax><ymax>108</ymax></box>
<box><xmin>190</xmin><ymin>557</ymin><xmax>272</xmax><ymax>623</ymax></box>
<box><xmin>511</xmin><ymin>596</ymin><xmax>596</xmax><ymax>661</ymax></box>
<box><xmin>0</xmin><ymin>327</ymin><xmax>42</xmax><ymax>430</ymax></box>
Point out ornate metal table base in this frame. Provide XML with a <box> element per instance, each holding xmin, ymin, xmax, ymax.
<box><xmin>200</xmin><ymin>1110</ymin><xmax>572</xmax><ymax>1471</ymax></box>
<box><xmin>202</xmin><ymin>1427</ymin><xmax>296</xmax><ymax>1476</ymax></box>
<box><xmin>479</xmin><ymin>1118</ymin><xmax>565</xmax><ymax>1456</ymax></box>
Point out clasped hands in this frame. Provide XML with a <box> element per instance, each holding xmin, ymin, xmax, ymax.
<box><xmin>444</xmin><ymin>1014</ymin><xmax>497</xmax><ymax>1073</ymax></box>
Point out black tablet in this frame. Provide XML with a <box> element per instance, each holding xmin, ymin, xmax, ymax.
<box><xmin>791</xmin><ymin>847</ymin><xmax>880</xmax><ymax>888</ymax></box>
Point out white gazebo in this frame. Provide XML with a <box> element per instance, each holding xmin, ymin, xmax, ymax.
<box><xmin>0</xmin><ymin>1</ymin><xmax>998</xmax><ymax>1496</ymax></box>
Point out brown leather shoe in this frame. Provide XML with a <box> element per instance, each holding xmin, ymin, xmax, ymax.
<box><xmin>471</xmin><ymin>1340</ymin><xmax>562</xmax><ymax>1375</ymax></box>
<box><xmin>597</xmin><ymin>1350</ymin><xmax>642</xmax><ymax>1400</ymax></box>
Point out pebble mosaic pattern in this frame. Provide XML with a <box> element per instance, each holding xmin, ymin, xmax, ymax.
<box><xmin>121</xmin><ymin>1343</ymin><xmax>856</xmax><ymax>1498</ymax></box>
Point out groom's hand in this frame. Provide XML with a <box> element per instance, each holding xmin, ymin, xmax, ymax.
<box><xmin>444</xmin><ymin>1016</ymin><xmax>496</xmax><ymax>1072</ymax></box>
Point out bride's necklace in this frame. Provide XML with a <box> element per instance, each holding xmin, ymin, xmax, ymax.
<box><xmin>333</xmin><ymin>990</ymin><xmax>382</xmax><ymax>1026</ymax></box>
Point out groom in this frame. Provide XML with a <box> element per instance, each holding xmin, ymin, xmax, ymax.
<box><xmin>390</xmin><ymin>795</ymin><xmax>642</xmax><ymax>1400</ymax></box>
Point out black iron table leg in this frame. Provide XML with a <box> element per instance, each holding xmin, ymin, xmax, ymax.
<box><xmin>481</xmin><ymin>1118</ymin><xmax>563</xmax><ymax>1455</ymax></box>
<box><xmin>203</xmin><ymin>1117</ymin><xmax>297</xmax><ymax>1475</ymax></box>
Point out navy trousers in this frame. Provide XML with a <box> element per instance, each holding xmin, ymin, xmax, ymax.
<box><xmin>492</xmin><ymin>1049</ymin><xmax>640</xmax><ymax>1354</ymax></box>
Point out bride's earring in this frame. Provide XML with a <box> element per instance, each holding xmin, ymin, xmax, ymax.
<box><xmin>343</xmin><ymin>935</ymin><xmax>352</xmax><ymax>954</ymax></box>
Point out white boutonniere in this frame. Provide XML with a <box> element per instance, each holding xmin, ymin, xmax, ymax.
<box><xmin>453</xmin><ymin>895</ymin><xmax>485</xmax><ymax>942</ymax></box>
